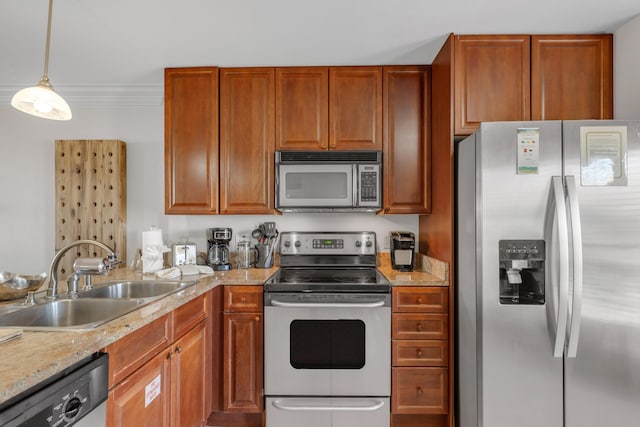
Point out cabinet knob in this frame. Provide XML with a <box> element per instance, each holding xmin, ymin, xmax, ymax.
<box><xmin>241</xmin><ymin>296</ymin><xmax>247</xmax><ymax>303</ymax></box>
<box><xmin>166</xmin><ymin>352</ymin><xmax>172</xmax><ymax>360</ymax></box>
<box><xmin>416</xmin><ymin>323</ymin><xmax>423</xmax><ymax>332</ymax></box>
<box><xmin>416</xmin><ymin>349</ymin><xmax>423</xmax><ymax>357</ymax></box>
<box><xmin>175</xmin><ymin>346</ymin><xmax>182</xmax><ymax>353</ymax></box>
<box><xmin>255</xmin><ymin>316</ymin><xmax>260</xmax><ymax>322</ymax></box>
<box><xmin>416</xmin><ymin>386</ymin><xmax>423</xmax><ymax>396</ymax></box>
<box><xmin>417</xmin><ymin>297</ymin><xmax>423</xmax><ymax>304</ymax></box>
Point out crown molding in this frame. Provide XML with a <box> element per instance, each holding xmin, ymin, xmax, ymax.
<box><xmin>0</xmin><ymin>84</ymin><xmax>164</xmax><ymax>106</ymax></box>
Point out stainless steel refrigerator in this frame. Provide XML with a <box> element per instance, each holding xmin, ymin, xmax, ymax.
<box><xmin>456</xmin><ymin>120</ymin><xmax>640</xmax><ymax>427</ymax></box>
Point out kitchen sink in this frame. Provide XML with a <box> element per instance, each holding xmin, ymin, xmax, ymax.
<box><xmin>77</xmin><ymin>280</ymin><xmax>197</xmax><ymax>301</ymax></box>
<box><xmin>0</xmin><ymin>280</ymin><xmax>200</xmax><ymax>331</ymax></box>
<box><xmin>0</xmin><ymin>298</ymin><xmax>144</xmax><ymax>331</ymax></box>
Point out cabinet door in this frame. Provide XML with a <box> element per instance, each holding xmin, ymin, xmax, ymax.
<box><xmin>329</xmin><ymin>67</ymin><xmax>383</xmax><ymax>150</ymax></box>
<box><xmin>383</xmin><ymin>66</ymin><xmax>431</xmax><ymax>214</ymax></box>
<box><xmin>164</xmin><ymin>67</ymin><xmax>219</xmax><ymax>214</ymax></box>
<box><xmin>223</xmin><ymin>312</ymin><xmax>263</xmax><ymax>412</ymax></box>
<box><xmin>276</xmin><ymin>67</ymin><xmax>329</xmax><ymax>150</ymax></box>
<box><xmin>171</xmin><ymin>321</ymin><xmax>208</xmax><ymax>427</ymax></box>
<box><xmin>531</xmin><ymin>34</ymin><xmax>613</xmax><ymax>120</ymax></box>
<box><xmin>454</xmin><ymin>35</ymin><xmax>531</xmax><ymax>136</ymax></box>
<box><xmin>219</xmin><ymin>68</ymin><xmax>275</xmax><ymax>214</ymax></box>
<box><xmin>107</xmin><ymin>350</ymin><xmax>171</xmax><ymax>427</ymax></box>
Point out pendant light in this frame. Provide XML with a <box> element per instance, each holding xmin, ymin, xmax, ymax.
<box><xmin>11</xmin><ymin>0</ymin><xmax>72</xmax><ymax>120</ymax></box>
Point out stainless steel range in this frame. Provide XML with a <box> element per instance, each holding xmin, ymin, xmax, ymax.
<box><xmin>264</xmin><ymin>231</ymin><xmax>391</xmax><ymax>427</ymax></box>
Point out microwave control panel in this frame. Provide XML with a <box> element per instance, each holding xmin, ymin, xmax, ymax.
<box><xmin>357</xmin><ymin>164</ymin><xmax>381</xmax><ymax>207</ymax></box>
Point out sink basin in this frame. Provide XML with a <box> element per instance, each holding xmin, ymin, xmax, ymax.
<box><xmin>78</xmin><ymin>280</ymin><xmax>197</xmax><ymax>300</ymax></box>
<box><xmin>0</xmin><ymin>298</ymin><xmax>144</xmax><ymax>331</ymax></box>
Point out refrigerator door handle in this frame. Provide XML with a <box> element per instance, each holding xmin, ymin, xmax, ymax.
<box><xmin>565</xmin><ymin>175</ymin><xmax>583</xmax><ymax>358</ymax></box>
<box><xmin>546</xmin><ymin>176</ymin><xmax>570</xmax><ymax>358</ymax></box>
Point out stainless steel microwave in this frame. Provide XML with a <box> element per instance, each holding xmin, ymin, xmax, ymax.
<box><xmin>275</xmin><ymin>151</ymin><xmax>382</xmax><ymax>212</ymax></box>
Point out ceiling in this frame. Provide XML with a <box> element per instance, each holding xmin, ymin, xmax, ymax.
<box><xmin>1</xmin><ymin>0</ymin><xmax>639</xmax><ymax>105</ymax></box>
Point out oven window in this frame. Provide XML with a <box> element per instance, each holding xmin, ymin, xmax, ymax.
<box><xmin>289</xmin><ymin>320</ymin><xmax>365</xmax><ymax>369</ymax></box>
<box><xmin>285</xmin><ymin>172</ymin><xmax>348</xmax><ymax>199</ymax></box>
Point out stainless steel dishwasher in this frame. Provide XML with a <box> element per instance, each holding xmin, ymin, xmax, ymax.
<box><xmin>0</xmin><ymin>353</ymin><xmax>108</xmax><ymax>426</ymax></box>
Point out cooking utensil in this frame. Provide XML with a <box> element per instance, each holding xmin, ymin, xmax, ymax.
<box><xmin>252</xmin><ymin>228</ymin><xmax>265</xmax><ymax>244</ymax></box>
<box><xmin>0</xmin><ymin>272</ymin><xmax>48</xmax><ymax>301</ymax></box>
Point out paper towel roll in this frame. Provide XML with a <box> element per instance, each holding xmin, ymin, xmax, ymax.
<box><xmin>142</xmin><ymin>226</ymin><xmax>163</xmax><ymax>249</ymax></box>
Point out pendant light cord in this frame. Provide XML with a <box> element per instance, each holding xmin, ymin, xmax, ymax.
<box><xmin>42</xmin><ymin>0</ymin><xmax>53</xmax><ymax>79</ymax></box>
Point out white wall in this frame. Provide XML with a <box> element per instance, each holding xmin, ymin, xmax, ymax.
<box><xmin>615</xmin><ymin>13</ymin><xmax>640</xmax><ymax>119</ymax></box>
<box><xmin>0</xmin><ymin>104</ymin><xmax>417</xmax><ymax>274</ymax></box>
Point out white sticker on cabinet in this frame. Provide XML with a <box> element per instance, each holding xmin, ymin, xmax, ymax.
<box><xmin>145</xmin><ymin>374</ymin><xmax>162</xmax><ymax>407</ymax></box>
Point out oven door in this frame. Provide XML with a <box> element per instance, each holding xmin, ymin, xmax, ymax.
<box><xmin>264</xmin><ymin>293</ymin><xmax>391</xmax><ymax>396</ymax></box>
<box><xmin>276</xmin><ymin>164</ymin><xmax>354</xmax><ymax>209</ymax></box>
<box><xmin>266</xmin><ymin>397</ymin><xmax>389</xmax><ymax>427</ymax></box>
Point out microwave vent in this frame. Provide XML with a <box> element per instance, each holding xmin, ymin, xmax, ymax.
<box><xmin>277</xmin><ymin>151</ymin><xmax>381</xmax><ymax>163</ymax></box>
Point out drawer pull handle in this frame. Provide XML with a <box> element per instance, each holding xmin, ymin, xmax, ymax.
<box><xmin>416</xmin><ymin>349</ymin><xmax>423</xmax><ymax>357</ymax></box>
<box><xmin>416</xmin><ymin>323</ymin><xmax>423</xmax><ymax>331</ymax></box>
<box><xmin>416</xmin><ymin>386</ymin><xmax>423</xmax><ymax>396</ymax></box>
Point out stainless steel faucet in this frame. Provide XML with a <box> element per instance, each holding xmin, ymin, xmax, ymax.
<box><xmin>45</xmin><ymin>240</ymin><xmax>121</xmax><ymax>299</ymax></box>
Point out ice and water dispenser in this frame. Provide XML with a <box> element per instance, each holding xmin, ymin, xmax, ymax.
<box><xmin>499</xmin><ymin>240</ymin><xmax>545</xmax><ymax>304</ymax></box>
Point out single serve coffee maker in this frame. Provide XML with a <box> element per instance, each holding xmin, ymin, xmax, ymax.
<box><xmin>390</xmin><ymin>231</ymin><xmax>415</xmax><ymax>271</ymax></box>
<box><xmin>207</xmin><ymin>228</ymin><xmax>232</xmax><ymax>271</ymax></box>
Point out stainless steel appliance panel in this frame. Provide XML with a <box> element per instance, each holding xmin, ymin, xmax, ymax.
<box><xmin>264</xmin><ymin>303</ymin><xmax>390</xmax><ymax>396</ymax></box>
<box><xmin>457</xmin><ymin>121</ymin><xmax>565</xmax><ymax>427</ymax></box>
<box><xmin>562</xmin><ymin>120</ymin><xmax>640</xmax><ymax>427</ymax></box>
<box><xmin>266</xmin><ymin>397</ymin><xmax>389</xmax><ymax>427</ymax></box>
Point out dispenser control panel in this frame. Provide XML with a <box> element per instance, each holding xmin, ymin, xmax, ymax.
<box><xmin>499</xmin><ymin>240</ymin><xmax>545</xmax><ymax>305</ymax></box>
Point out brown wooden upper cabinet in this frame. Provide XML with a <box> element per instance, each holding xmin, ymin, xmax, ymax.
<box><xmin>383</xmin><ymin>66</ymin><xmax>431</xmax><ymax>214</ymax></box>
<box><xmin>219</xmin><ymin>68</ymin><xmax>276</xmax><ymax>214</ymax></box>
<box><xmin>164</xmin><ymin>67</ymin><xmax>219</xmax><ymax>214</ymax></box>
<box><xmin>452</xmin><ymin>34</ymin><xmax>613</xmax><ymax>136</ymax></box>
<box><xmin>275</xmin><ymin>67</ymin><xmax>329</xmax><ymax>150</ymax></box>
<box><xmin>275</xmin><ymin>66</ymin><xmax>382</xmax><ymax>151</ymax></box>
<box><xmin>531</xmin><ymin>34</ymin><xmax>613</xmax><ymax>121</ymax></box>
<box><xmin>454</xmin><ymin>35</ymin><xmax>531</xmax><ymax>136</ymax></box>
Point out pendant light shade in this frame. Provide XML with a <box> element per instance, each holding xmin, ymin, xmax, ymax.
<box><xmin>11</xmin><ymin>0</ymin><xmax>72</xmax><ymax>120</ymax></box>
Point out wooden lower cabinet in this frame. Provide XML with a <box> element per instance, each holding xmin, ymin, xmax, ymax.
<box><xmin>106</xmin><ymin>294</ymin><xmax>210</xmax><ymax>427</ymax></box>
<box><xmin>391</xmin><ymin>287</ymin><xmax>449</xmax><ymax>427</ymax></box>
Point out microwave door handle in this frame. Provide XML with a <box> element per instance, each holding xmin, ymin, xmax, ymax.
<box><xmin>353</xmin><ymin>164</ymin><xmax>359</xmax><ymax>207</ymax></box>
<box><xmin>272</xmin><ymin>399</ymin><xmax>385</xmax><ymax>412</ymax></box>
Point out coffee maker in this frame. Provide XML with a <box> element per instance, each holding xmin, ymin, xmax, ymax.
<box><xmin>390</xmin><ymin>231</ymin><xmax>415</xmax><ymax>271</ymax></box>
<box><xmin>207</xmin><ymin>228</ymin><xmax>232</xmax><ymax>271</ymax></box>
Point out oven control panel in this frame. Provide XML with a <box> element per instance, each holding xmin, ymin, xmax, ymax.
<box><xmin>280</xmin><ymin>232</ymin><xmax>376</xmax><ymax>255</ymax></box>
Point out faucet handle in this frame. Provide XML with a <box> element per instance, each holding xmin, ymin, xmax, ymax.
<box><xmin>105</xmin><ymin>254</ymin><xmax>122</xmax><ymax>271</ymax></box>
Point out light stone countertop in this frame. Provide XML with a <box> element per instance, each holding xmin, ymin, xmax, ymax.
<box><xmin>0</xmin><ymin>254</ymin><xmax>448</xmax><ymax>406</ymax></box>
<box><xmin>0</xmin><ymin>266</ymin><xmax>277</xmax><ymax>406</ymax></box>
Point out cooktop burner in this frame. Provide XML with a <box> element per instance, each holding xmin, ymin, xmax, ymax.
<box><xmin>264</xmin><ymin>267</ymin><xmax>390</xmax><ymax>293</ymax></box>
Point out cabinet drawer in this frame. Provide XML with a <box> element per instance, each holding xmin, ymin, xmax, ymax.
<box><xmin>392</xmin><ymin>314</ymin><xmax>447</xmax><ymax>340</ymax></box>
<box><xmin>224</xmin><ymin>286</ymin><xmax>263</xmax><ymax>312</ymax></box>
<box><xmin>392</xmin><ymin>340</ymin><xmax>448</xmax><ymax>367</ymax></box>
<box><xmin>392</xmin><ymin>367</ymin><xmax>448</xmax><ymax>414</ymax></box>
<box><xmin>105</xmin><ymin>314</ymin><xmax>172</xmax><ymax>388</ymax></box>
<box><xmin>392</xmin><ymin>287</ymin><xmax>448</xmax><ymax>313</ymax></box>
<box><xmin>173</xmin><ymin>293</ymin><xmax>208</xmax><ymax>339</ymax></box>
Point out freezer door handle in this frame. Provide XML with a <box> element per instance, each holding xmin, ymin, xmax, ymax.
<box><xmin>546</xmin><ymin>176</ymin><xmax>570</xmax><ymax>358</ymax></box>
<box><xmin>271</xmin><ymin>398</ymin><xmax>385</xmax><ymax>412</ymax></box>
<box><xmin>565</xmin><ymin>175</ymin><xmax>583</xmax><ymax>358</ymax></box>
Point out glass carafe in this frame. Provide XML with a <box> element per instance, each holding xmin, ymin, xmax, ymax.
<box><xmin>236</xmin><ymin>237</ymin><xmax>258</xmax><ymax>269</ymax></box>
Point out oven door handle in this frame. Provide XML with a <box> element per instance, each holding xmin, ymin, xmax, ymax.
<box><xmin>271</xmin><ymin>399</ymin><xmax>385</xmax><ymax>412</ymax></box>
<box><xmin>270</xmin><ymin>299</ymin><xmax>386</xmax><ymax>308</ymax></box>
